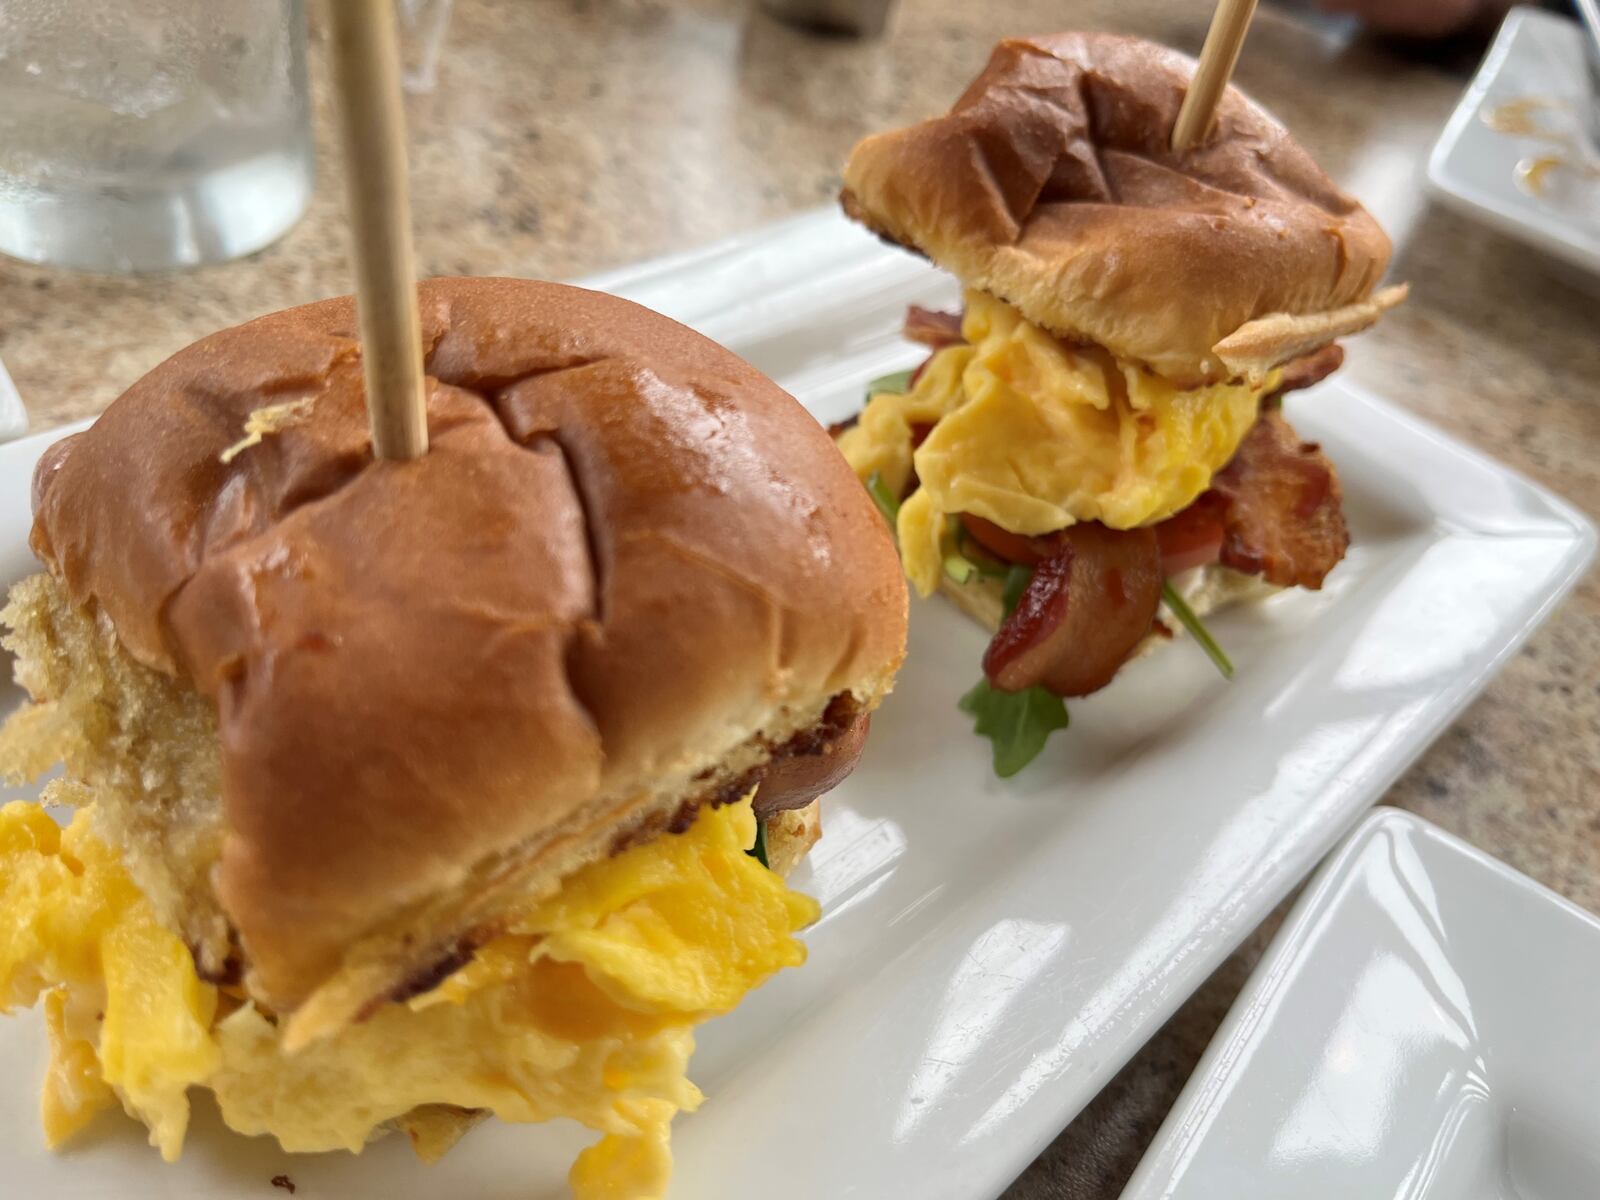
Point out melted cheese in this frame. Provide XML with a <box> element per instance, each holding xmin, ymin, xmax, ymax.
<box><xmin>838</xmin><ymin>290</ymin><xmax>1274</xmax><ymax>596</ymax></box>
<box><xmin>0</xmin><ymin>797</ymin><xmax>816</xmax><ymax>1200</ymax></box>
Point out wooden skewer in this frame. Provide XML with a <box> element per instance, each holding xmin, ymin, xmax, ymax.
<box><xmin>326</xmin><ymin>0</ymin><xmax>428</xmax><ymax>460</ymax></box>
<box><xmin>1171</xmin><ymin>0</ymin><xmax>1259</xmax><ymax>151</ymax></box>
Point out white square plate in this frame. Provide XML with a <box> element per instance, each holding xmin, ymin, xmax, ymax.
<box><xmin>1122</xmin><ymin>807</ymin><xmax>1600</xmax><ymax>1199</ymax></box>
<box><xmin>1426</xmin><ymin>6</ymin><xmax>1600</xmax><ymax>282</ymax></box>
<box><xmin>0</xmin><ymin>209</ymin><xmax>1593</xmax><ymax>1199</ymax></box>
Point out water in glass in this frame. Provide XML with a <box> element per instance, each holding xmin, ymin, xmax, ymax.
<box><xmin>0</xmin><ymin>0</ymin><xmax>313</xmax><ymax>272</ymax></box>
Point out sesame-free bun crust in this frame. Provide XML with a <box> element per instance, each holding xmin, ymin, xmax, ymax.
<box><xmin>29</xmin><ymin>278</ymin><xmax>907</xmax><ymax>1016</ymax></box>
<box><xmin>841</xmin><ymin>33</ymin><xmax>1394</xmax><ymax>383</ymax></box>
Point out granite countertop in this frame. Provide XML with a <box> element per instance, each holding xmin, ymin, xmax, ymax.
<box><xmin>1</xmin><ymin>1</ymin><xmax>1596</xmax><ymax>1195</ymax></box>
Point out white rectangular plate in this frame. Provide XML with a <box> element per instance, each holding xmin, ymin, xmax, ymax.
<box><xmin>1122</xmin><ymin>807</ymin><xmax>1600</xmax><ymax>1199</ymax></box>
<box><xmin>0</xmin><ymin>208</ymin><xmax>1594</xmax><ymax>1199</ymax></box>
<box><xmin>1426</xmin><ymin>6</ymin><xmax>1600</xmax><ymax>283</ymax></box>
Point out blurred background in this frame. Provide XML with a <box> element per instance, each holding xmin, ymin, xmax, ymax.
<box><xmin>0</xmin><ymin>0</ymin><xmax>1586</xmax><ymax>422</ymax></box>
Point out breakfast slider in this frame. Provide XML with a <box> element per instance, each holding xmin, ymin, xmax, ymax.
<box><xmin>0</xmin><ymin>277</ymin><xmax>907</xmax><ymax>1197</ymax></box>
<box><xmin>834</xmin><ymin>32</ymin><xmax>1405</xmax><ymax>775</ymax></box>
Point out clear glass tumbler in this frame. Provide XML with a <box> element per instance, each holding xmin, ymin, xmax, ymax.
<box><xmin>0</xmin><ymin>0</ymin><xmax>313</xmax><ymax>272</ymax></box>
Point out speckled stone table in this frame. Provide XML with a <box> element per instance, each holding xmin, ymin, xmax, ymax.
<box><xmin>2</xmin><ymin>2</ymin><xmax>1595</xmax><ymax>1195</ymax></box>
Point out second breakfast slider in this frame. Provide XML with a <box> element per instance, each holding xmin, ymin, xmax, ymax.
<box><xmin>835</xmin><ymin>32</ymin><xmax>1406</xmax><ymax>774</ymax></box>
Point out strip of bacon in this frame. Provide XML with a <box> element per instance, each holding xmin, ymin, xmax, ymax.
<box><xmin>903</xmin><ymin>306</ymin><xmax>965</xmax><ymax>349</ymax></box>
<box><xmin>965</xmin><ymin>510</ymin><xmax>1217</xmax><ymax>580</ymax></box>
<box><xmin>966</xmin><ymin>411</ymin><xmax>1346</xmax><ymax>697</ymax></box>
<box><xmin>982</xmin><ymin>524</ymin><xmax>1162</xmax><ymax>697</ymax></box>
<box><xmin>1209</xmin><ymin>410</ymin><xmax>1348</xmax><ymax>589</ymax></box>
<box><xmin>1271</xmin><ymin>343</ymin><xmax>1344</xmax><ymax>398</ymax></box>
<box><xmin>754</xmin><ymin>706</ymin><xmax>871</xmax><ymax>818</ymax></box>
<box><xmin>1152</xmin><ymin>495</ymin><xmax>1226</xmax><ymax>576</ymax></box>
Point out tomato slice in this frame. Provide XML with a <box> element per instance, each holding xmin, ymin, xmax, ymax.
<box><xmin>959</xmin><ymin>514</ymin><xmax>1056</xmax><ymax>566</ymax></box>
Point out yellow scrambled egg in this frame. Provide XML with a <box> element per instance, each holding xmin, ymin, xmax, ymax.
<box><xmin>837</xmin><ymin>290</ymin><xmax>1274</xmax><ymax>596</ymax></box>
<box><xmin>0</xmin><ymin>796</ymin><xmax>816</xmax><ymax>1200</ymax></box>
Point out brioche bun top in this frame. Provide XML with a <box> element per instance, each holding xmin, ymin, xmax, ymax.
<box><xmin>841</xmin><ymin>32</ymin><xmax>1396</xmax><ymax>383</ymax></box>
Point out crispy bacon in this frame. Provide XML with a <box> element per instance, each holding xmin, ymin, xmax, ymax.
<box><xmin>903</xmin><ymin>306</ymin><xmax>965</xmax><ymax>349</ymax></box>
<box><xmin>755</xmin><ymin>709</ymin><xmax>871</xmax><ymax>818</ymax></box>
<box><xmin>1272</xmin><ymin>343</ymin><xmax>1344</xmax><ymax>398</ymax></box>
<box><xmin>696</xmin><ymin>694</ymin><xmax>867</xmax><ymax>820</ymax></box>
<box><xmin>965</xmin><ymin>509</ymin><xmax>1219</xmax><ymax>581</ymax></box>
<box><xmin>967</xmin><ymin>409</ymin><xmax>1347</xmax><ymax>697</ymax></box>
<box><xmin>982</xmin><ymin>524</ymin><xmax>1162</xmax><ymax>697</ymax></box>
<box><xmin>1209</xmin><ymin>410</ymin><xmax>1348</xmax><ymax>589</ymax></box>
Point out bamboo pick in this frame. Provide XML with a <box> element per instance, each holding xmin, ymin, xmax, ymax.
<box><xmin>326</xmin><ymin>0</ymin><xmax>428</xmax><ymax>460</ymax></box>
<box><xmin>1171</xmin><ymin>0</ymin><xmax>1259</xmax><ymax>152</ymax></box>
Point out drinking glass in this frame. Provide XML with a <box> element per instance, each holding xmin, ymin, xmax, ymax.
<box><xmin>0</xmin><ymin>0</ymin><xmax>313</xmax><ymax>272</ymax></box>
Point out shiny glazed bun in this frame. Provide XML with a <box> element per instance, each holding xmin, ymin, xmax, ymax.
<box><xmin>841</xmin><ymin>33</ymin><xmax>1402</xmax><ymax>383</ymax></box>
<box><xmin>28</xmin><ymin>277</ymin><xmax>907</xmax><ymax>1035</ymax></box>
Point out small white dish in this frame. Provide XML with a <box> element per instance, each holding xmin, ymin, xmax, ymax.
<box><xmin>1426</xmin><ymin>6</ymin><xmax>1600</xmax><ymax>283</ymax></box>
<box><xmin>0</xmin><ymin>357</ymin><xmax>25</xmax><ymax>444</ymax></box>
<box><xmin>0</xmin><ymin>210</ymin><xmax>1594</xmax><ymax>1199</ymax></box>
<box><xmin>1123</xmin><ymin>807</ymin><xmax>1600</xmax><ymax>1200</ymax></box>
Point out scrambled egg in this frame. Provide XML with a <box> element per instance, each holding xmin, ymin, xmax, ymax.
<box><xmin>0</xmin><ymin>796</ymin><xmax>816</xmax><ymax>1200</ymax></box>
<box><xmin>837</xmin><ymin>290</ymin><xmax>1274</xmax><ymax>596</ymax></box>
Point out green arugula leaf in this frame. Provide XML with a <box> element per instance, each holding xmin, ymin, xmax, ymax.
<box><xmin>748</xmin><ymin>816</ymin><xmax>769</xmax><ymax>868</ymax></box>
<box><xmin>1001</xmin><ymin>564</ymin><xmax>1033</xmax><ymax>618</ymax></box>
<box><xmin>958</xmin><ymin>679</ymin><xmax>1069</xmax><ymax>778</ymax></box>
<box><xmin>865</xmin><ymin>472</ymin><xmax>900</xmax><ymax>527</ymax></box>
<box><xmin>1161</xmin><ymin>580</ymin><xmax>1235</xmax><ymax>680</ymax></box>
<box><xmin>943</xmin><ymin>553</ymin><xmax>975</xmax><ymax>585</ymax></box>
<box><xmin>866</xmin><ymin>368</ymin><xmax>915</xmax><ymax>402</ymax></box>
